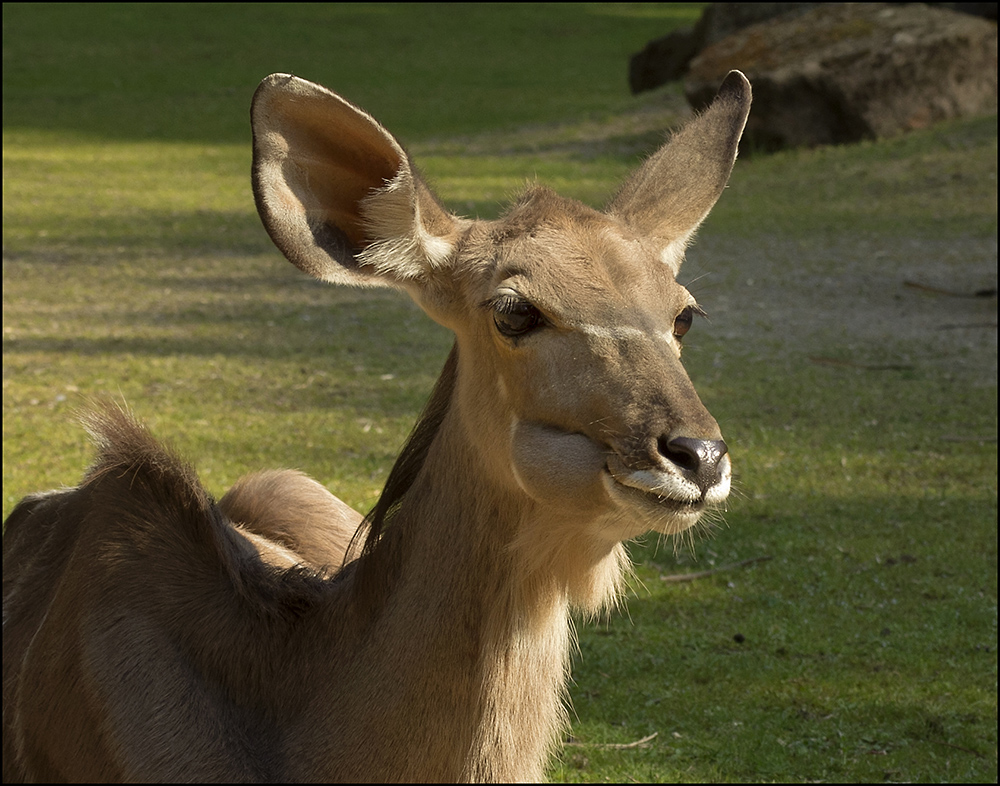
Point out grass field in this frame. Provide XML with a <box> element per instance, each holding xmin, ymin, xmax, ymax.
<box><xmin>3</xmin><ymin>4</ymin><xmax>997</xmax><ymax>782</ymax></box>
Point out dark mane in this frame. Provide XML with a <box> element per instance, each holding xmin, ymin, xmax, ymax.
<box><xmin>351</xmin><ymin>342</ymin><xmax>458</xmax><ymax>564</ymax></box>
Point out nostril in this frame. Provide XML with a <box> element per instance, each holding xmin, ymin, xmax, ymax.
<box><xmin>657</xmin><ymin>435</ymin><xmax>699</xmax><ymax>473</ymax></box>
<box><xmin>658</xmin><ymin>436</ymin><xmax>728</xmax><ymax>490</ymax></box>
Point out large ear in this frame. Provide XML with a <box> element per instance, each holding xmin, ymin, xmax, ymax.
<box><xmin>606</xmin><ymin>70</ymin><xmax>751</xmax><ymax>273</ymax></box>
<box><xmin>251</xmin><ymin>73</ymin><xmax>458</xmax><ymax>288</ymax></box>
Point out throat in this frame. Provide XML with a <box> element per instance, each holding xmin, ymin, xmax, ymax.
<box><xmin>375</xmin><ymin>445</ymin><xmax>579</xmax><ymax>778</ymax></box>
<box><xmin>465</xmin><ymin>599</ymin><xmax>573</xmax><ymax>782</ymax></box>
<box><xmin>338</xmin><ymin>397</ymin><xmax>627</xmax><ymax>779</ymax></box>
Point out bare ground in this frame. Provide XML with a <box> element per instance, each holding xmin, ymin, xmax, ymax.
<box><xmin>688</xmin><ymin>233</ymin><xmax>998</xmax><ymax>385</ymax></box>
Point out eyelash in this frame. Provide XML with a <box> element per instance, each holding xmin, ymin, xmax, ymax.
<box><xmin>673</xmin><ymin>305</ymin><xmax>707</xmax><ymax>341</ymax></box>
<box><xmin>492</xmin><ymin>297</ymin><xmax>544</xmax><ymax>338</ymax></box>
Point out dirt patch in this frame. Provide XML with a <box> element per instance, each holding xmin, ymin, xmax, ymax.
<box><xmin>687</xmin><ymin>233</ymin><xmax>998</xmax><ymax>383</ymax></box>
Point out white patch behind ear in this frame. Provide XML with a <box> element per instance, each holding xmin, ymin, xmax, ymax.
<box><xmin>658</xmin><ymin>233</ymin><xmax>692</xmax><ymax>276</ymax></box>
<box><xmin>357</xmin><ymin>170</ymin><xmax>455</xmax><ymax>282</ymax></box>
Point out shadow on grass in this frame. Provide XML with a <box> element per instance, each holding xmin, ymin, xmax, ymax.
<box><xmin>2</xmin><ymin>212</ymin><xmax>268</xmax><ymax>259</ymax></box>
<box><xmin>2</xmin><ymin>302</ymin><xmax>449</xmax><ymax>362</ymax></box>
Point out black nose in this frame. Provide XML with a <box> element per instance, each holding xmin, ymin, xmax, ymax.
<box><xmin>658</xmin><ymin>436</ymin><xmax>728</xmax><ymax>492</ymax></box>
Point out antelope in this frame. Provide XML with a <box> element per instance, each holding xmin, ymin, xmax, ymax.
<box><xmin>2</xmin><ymin>70</ymin><xmax>750</xmax><ymax>782</ymax></box>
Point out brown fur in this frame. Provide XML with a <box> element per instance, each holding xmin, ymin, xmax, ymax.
<box><xmin>221</xmin><ymin>469</ymin><xmax>363</xmax><ymax>572</ymax></box>
<box><xmin>3</xmin><ymin>72</ymin><xmax>751</xmax><ymax>782</ymax></box>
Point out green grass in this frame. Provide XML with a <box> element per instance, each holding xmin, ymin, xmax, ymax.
<box><xmin>555</xmin><ymin>360</ymin><xmax>996</xmax><ymax>781</ymax></box>
<box><xmin>3</xmin><ymin>3</ymin><xmax>702</xmax><ymax>142</ymax></box>
<box><xmin>3</xmin><ymin>4</ymin><xmax>997</xmax><ymax>782</ymax></box>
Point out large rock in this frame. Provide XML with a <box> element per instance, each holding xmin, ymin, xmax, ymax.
<box><xmin>629</xmin><ymin>4</ymin><xmax>819</xmax><ymax>94</ymax></box>
<box><xmin>684</xmin><ymin>3</ymin><xmax>998</xmax><ymax>150</ymax></box>
<box><xmin>628</xmin><ymin>24</ymin><xmax>703</xmax><ymax>94</ymax></box>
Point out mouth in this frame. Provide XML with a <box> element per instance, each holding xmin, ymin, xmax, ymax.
<box><xmin>604</xmin><ymin>454</ymin><xmax>706</xmax><ymax>517</ymax></box>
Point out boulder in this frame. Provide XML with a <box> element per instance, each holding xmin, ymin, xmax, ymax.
<box><xmin>684</xmin><ymin>3</ymin><xmax>998</xmax><ymax>150</ymax></box>
<box><xmin>629</xmin><ymin>3</ymin><xmax>819</xmax><ymax>94</ymax></box>
<box><xmin>629</xmin><ymin>24</ymin><xmax>703</xmax><ymax>94</ymax></box>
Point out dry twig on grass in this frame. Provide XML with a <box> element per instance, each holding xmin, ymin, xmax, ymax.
<box><xmin>565</xmin><ymin>732</ymin><xmax>659</xmax><ymax>749</ymax></box>
<box><xmin>660</xmin><ymin>555</ymin><xmax>773</xmax><ymax>583</ymax></box>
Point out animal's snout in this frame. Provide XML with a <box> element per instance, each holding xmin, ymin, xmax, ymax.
<box><xmin>657</xmin><ymin>435</ymin><xmax>728</xmax><ymax>493</ymax></box>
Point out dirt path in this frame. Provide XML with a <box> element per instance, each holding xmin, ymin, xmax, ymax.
<box><xmin>689</xmin><ymin>234</ymin><xmax>998</xmax><ymax>384</ymax></box>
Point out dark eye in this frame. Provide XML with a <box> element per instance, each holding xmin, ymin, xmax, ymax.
<box><xmin>494</xmin><ymin>299</ymin><xmax>543</xmax><ymax>338</ymax></box>
<box><xmin>673</xmin><ymin>307</ymin><xmax>694</xmax><ymax>340</ymax></box>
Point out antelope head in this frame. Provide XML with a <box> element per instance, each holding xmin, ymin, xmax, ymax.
<box><xmin>251</xmin><ymin>71</ymin><xmax>749</xmax><ymax>574</ymax></box>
